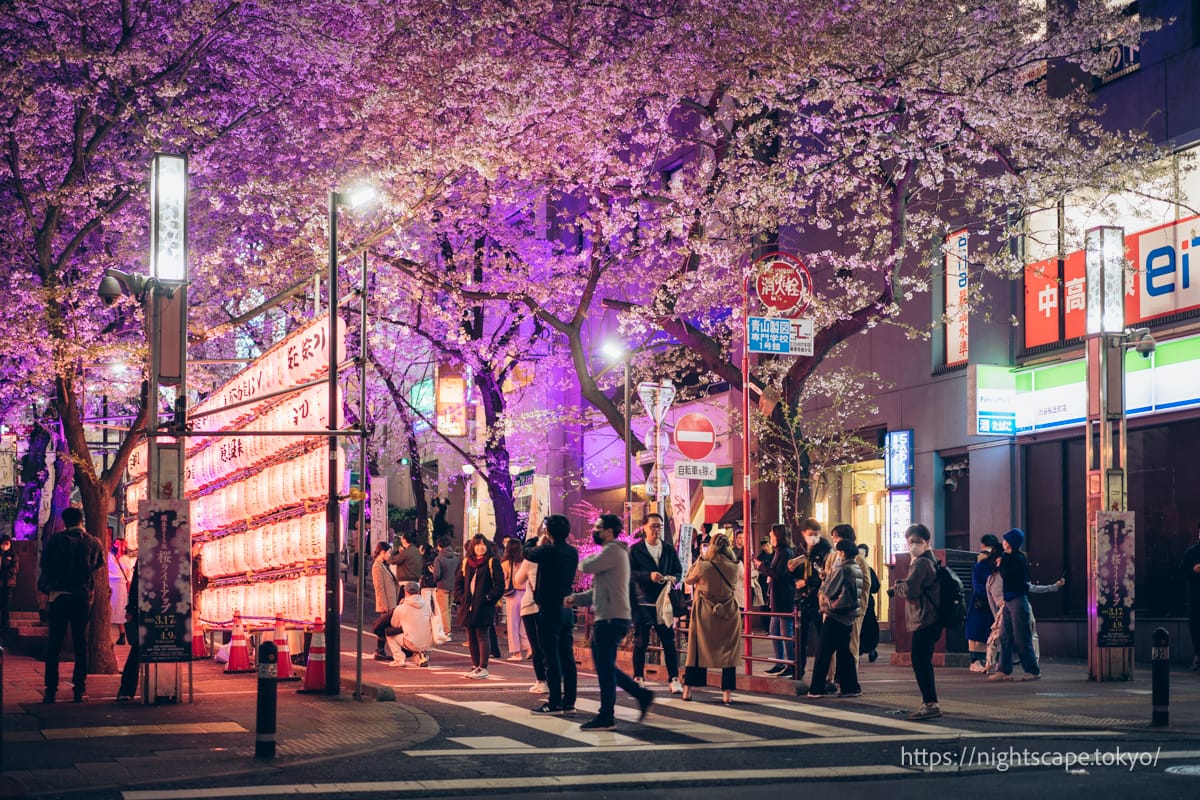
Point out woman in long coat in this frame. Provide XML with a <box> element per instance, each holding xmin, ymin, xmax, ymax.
<box><xmin>681</xmin><ymin>533</ymin><xmax>742</xmax><ymax>704</ymax></box>
<box><xmin>454</xmin><ymin>534</ymin><xmax>505</xmax><ymax>678</ymax></box>
<box><xmin>966</xmin><ymin>534</ymin><xmax>1002</xmax><ymax>672</ymax></box>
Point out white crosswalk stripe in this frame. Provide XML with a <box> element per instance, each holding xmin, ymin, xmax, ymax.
<box><xmin>404</xmin><ymin>691</ymin><xmax>1121</xmax><ymax>757</ymax></box>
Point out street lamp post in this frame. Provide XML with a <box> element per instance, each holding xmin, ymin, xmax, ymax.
<box><xmin>602</xmin><ymin>340</ymin><xmax>633</xmax><ymax>535</ymax></box>
<box><xmin>1084</xmin><ymin>224</ymin><xmax>1134</xmax><ymax>682</ymax></box>
<box><xmin>461</xmin><ymin>463</ymin><xmax>476</xmax><ymax>541</ymax></box>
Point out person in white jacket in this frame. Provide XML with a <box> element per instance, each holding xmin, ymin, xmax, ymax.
<box><xmin>386</xmin><ymin>582</ymin><xmax>434</xmax><ymax>667</ymax></box>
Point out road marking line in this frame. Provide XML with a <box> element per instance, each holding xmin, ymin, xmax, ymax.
<box><xmin>39</xmin><ymin>721</ymin><xmax>247</xmax><ymax>741</ymax></box>
<box><xmin>417</xmin><ymin>694</ymin><xmax>642</xmax><ymax>746</ymax></box>
<box><xmin>123</xmin><ymin>765</ymin><xmax>911</xmax><ymax>799</ymax></box>
<box><xmin>447</xmin><ymin>735</ymin><xmax>534</xmax><ymax>750</ymax></box>
<box><xmin>644</xmin><ymin>695</ymin><xmax>850</xmax><ymax>737</ymax></box>
<box><xmin>572</xmin><ymin>698</ymin><xmax>758</xmax><ymax>743</ymax></box>
<box><xmin>732</xmin><ymin>693</ymin><xmax>935</xmax><ymax>733</ymax></box>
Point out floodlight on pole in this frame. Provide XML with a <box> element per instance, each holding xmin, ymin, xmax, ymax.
<box><xmin>150</xmin><ymin>154</ymin><xmax>188</xmax><ymax>283</ymax></box>
<box><xmin>602</xmin><ymin>338</ymin><xmax>633</xmax><ymax>536</ymax></box>
<box><xmin>1085</xmin><ymin>225</ymin><xmax>1126</xmax><ymax>336</ymax></box>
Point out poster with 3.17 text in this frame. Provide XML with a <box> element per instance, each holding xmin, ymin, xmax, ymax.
<box><xmin>137</xmin><ymin>499</ymin><xmax>193</xmax><ymax>663</ymax></box>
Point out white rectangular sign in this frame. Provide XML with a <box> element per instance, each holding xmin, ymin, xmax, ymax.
<box><xmin>673</xmin><ymin>460</ymin><xmax>717</xmax><ymax>480</ymax></box>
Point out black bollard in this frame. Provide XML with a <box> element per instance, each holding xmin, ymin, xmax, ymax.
<box><xmin>256</xmin><ymin>640</ymin><xmax>278</xmax><ymax>758</ymax></box>
<box><xmin>1151</xmin><ymin>627</ymin><xmax>1169</xmax><ymax>727</ymax></box>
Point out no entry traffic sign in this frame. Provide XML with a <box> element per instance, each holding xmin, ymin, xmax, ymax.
<box><xmin>674</xmin><ymin>412</ymin><xmax>716</xmax><ymax>460</ymax></box>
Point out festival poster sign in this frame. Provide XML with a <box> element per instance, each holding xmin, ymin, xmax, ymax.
<box><xmin>1095</xmin><ymin>511</ymin><xmax>1135</xmax><ymax>648</ymax></box>
<box><xmin>137</xmin><ymin>499</ymin><xmax>192</xmax><ymax>663</ymax></box>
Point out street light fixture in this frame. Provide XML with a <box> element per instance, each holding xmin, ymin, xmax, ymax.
<box><xmin>602</xmin><ymin>339</ymin><xmax>633</xmax><ymax>535</ymax></box>
<box><xmin>461</xmin><ymin>463</ymin><xmax>476</xmax><ymax>540</ymax></box>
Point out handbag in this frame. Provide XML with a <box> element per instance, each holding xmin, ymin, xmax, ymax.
<box><xmin>655</xmin><ymin>582</ymin><xmax>675</xmax><ymax>627</ymax></box>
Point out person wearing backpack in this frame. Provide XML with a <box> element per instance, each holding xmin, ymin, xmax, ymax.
<box><xmin>892</xmin><ymin>523</ymin><xmax>942</xmax><ymax>720</ymax></box>
<box><xmin>806</xmin><ymin>538</ymin><xmax>864</xmax><ymax>699</ymax></box>
<box><xmin>990</xmin><ymin>528</ymin><xmax>1042</xmax><ymax>681</ymax></box>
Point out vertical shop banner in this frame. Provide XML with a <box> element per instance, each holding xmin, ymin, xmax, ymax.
<box><xmin>944</xmin><ymin>230</ymin><xmax>969</xmax><ymax>366</ymax></box>
<box><xmin>435</xmin><ymin>362</ymin><xmax>468</xmax><ymax>437</ymax></box>
<box><xmin>137</xmin><ymin>499</ymin><xmax>192</xmax><ymax>663</ymax></box>
<box><xmin>369</xmin><ymin>476</ymin><xmax>388</xmax><ymax>547</ymax></box>
<box><xmin>677</xmin><ymin>524</ymin><xmax>695</xmax><ymax>579</ymax></box>
<box><xmin>1094</xmin><ymin>510</ymin><xmax>1135</xmax><ymax>648</ymax></box>
<box><xmin>1023</xmin><ymin>257</ymin><xmax>1060</xmax><ymax>349</ymax></box>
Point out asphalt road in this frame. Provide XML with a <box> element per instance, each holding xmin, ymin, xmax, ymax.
<box><xmin>102</xmin><ymin>682</ymin><xmax>1200</xmax><ymax>800</ymax></box>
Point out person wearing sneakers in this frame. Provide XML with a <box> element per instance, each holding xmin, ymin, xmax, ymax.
<box><xmin>807</xmin><ymin>538</ymin><xmax>863</xmax><ymax>699</ymax></box>
<box><xmin>525</xmin><ymin>515</ymin><xmax>579</xmax><ymax>716</ymax></box>
<box><xmin>385</xmin><ymin>582</ymin><xmax>434</xmax><ymax>667</ymax></box>
<box><xmin>565</xmin><ymin>513</ymin><xmax>654</xmax><ymax>731</ymax></box>
<box><xmin>371</xmin><ymin>541</ymin><xmax>400</xmax><ymax>661</ymax></box>
<box><xmin>628</xmin><ymin>513</ymin><xmax>683</xmax><ymax>695</ymax></box>
<box><xmin>455</xmin><ymin>534</ymin><xmax>505</xmax><ymax>679</ymax></box>
<box><xmin>892</xmin><ymin>523</ymin><xmax>942</xmax><ymax>720</ymax></box>
<box><xmin>501</xmin><ymin>538</ymin><xmax>531</xmax><ymax>661</ymax></box>
<box><xmin>966</xmin><ymin>534</ymin><xmax>1001</xmax><ymax>673</ymax></box>
<box><xmin>1183</xmin><ymin>521</ymin><xmax>1200</xmax><ymax>672</ymax></box>
<box><xmin>39</xmin><ymin>506</ymin><xmax>104</xmax><ymax>704</ymax></box>
<box><xmin>991</xmin><ymin>528</ymin><xmax>1042</xmax><ymax>682</ymax></box>
<box><xmin>515</xmin><ymin>547</ymin><xmax>548</xmax><ymax>695</ymax></box>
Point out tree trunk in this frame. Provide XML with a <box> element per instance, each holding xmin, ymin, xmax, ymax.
<box><xmin>474</xmin><ymin>367</ymin><xmax>519</xmax><ymax>543</ymax></box>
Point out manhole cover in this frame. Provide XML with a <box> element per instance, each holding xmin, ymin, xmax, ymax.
<box><xmin>1166</xmin><ymin>765</ymin><xmax>1200</xmax><ymax>776</ymax></box>
<box><xmin>1035</xmin><ymin>691</ymin><xmax>1095</xmax><ymax>697</ymax></box>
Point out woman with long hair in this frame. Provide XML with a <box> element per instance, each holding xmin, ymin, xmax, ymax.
<box><xmin>501</xmin><ymin>537</ymin><xmax>531</xmax><ymax>660</ymax></box>
<box><xmin>763</xmin><ymin>524</ymin><xmax>797</xmax><ymax>677</ymax></box>
<box><xmin>454</xmin><ymin>534</ymin><xmax>506</xmax><ymax>678</ymax></box>
<box><xmin>682</xmin><ymin>533</ymin><xmax>742</xmax><ymax>704</ymax></box>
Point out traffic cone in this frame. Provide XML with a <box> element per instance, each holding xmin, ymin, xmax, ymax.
<box><xmin>224</xmin><ymin>611</ymin><xmax>254</xmax><ymax>674</ymax></box>
<box><xmin>192</xmin><ymin>621</ymin><xmax>210</xmax><ymax>660</ymax></box>
<box><xmin>298</xmin><ymin>617</ymin><xmax>326</xmax><ymax>693</ymax></box>
<box><xmin>273</xmin><ymin>613</ymin><xmax>300</xmax><ymax>681</ymax></box>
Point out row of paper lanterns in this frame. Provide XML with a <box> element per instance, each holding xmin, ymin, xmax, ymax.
<box><xmin>196</xmin><ymin>574</ymin><xmax>333</xmax><ymax>624</ymax></box>
<box><xmin>199</xmin><ymin>510</ymin><xmax>328</xmax><ymax>577</ymax></box>
<box><xmin>191</xmin><ymin>448</ymin><xmax>343</xmax><ymax>534</ymax></box>
<box><xmin>187</xmin><ymin>384</ymin><xmax>340</xmax><ymax>491</ymax></box>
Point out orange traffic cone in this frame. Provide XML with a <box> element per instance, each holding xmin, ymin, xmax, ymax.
<box><xmin>298</xmin><ymin>617</ymin><xmax>326</xmax><ymax>693</ymax></box>
<box><xmin>224</xmin><ymin>611</ymin><xmax>254</xmax><ymax>674</ymax></box>
<box><xmin>192</xmin><ymin>621</ymin><xmax>211</xmax><ymax>660</ymax></box>
<box><xmin>273</xmin><ymin>613</ymin><xmax>299</xmax><ymax>681</ymax></box>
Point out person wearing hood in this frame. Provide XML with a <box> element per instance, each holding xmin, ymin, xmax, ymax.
<box><xmin>966</xmin><ymin>534</ymin><xmax>1001</xmax><ymax>672</ymax></box>
<box><xmin>790</xmin><ymin>522</ymin><xmax>831</xmax><ymax>682</ymax></box>
<box><xmin>990</xmin><ymin>528</ymin><xmax>1041</xmax><ymax>681</ymax></box>
<box><xmin>385</xmin><ymin>582</ymin><xmax>434</xmax><ymax>667</ymax></box>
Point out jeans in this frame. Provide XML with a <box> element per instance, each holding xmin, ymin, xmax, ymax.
<box><xmin>769</xmin><ymin>614</ymin><xmax>795</xmax><ymax>665</ymax></box>
<box><xmin>45</xmin><ymin>593</ymin><xmax>90</xmax><ymax>695</ymax></box>
<box><xmin>632</xmin><ymin>612</ymin><xmax>678</xmax><ymax>680</ymax></box>
<box><xmin>810</xmin><ymin>617</ymin><xmax>859</xmax><ymax>694</ymax></box>
<box><xmin>591</xmin><ymin>618</ymin><xmax>643</xmax><ymax>720</ymax></box>
<box><xmin>537</xmin><ymin>607</ymin><xmax>577</xmax><ymax>710</ymax></box>
<box><xmin>523</xmin><ymin>614</ymin><xmax>546</xmax><ymax>681</ymax></box>
<box><xmin>911</xmin><ymin>622</ymin><xmax>942</xmax><ymax>704</ymax></box>
<box><xmin>999</xmin><ymin>594</ymin><xmax>1040</xmax><ymax>675</ymax></box>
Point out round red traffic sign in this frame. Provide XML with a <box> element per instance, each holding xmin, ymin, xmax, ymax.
<box><xmin>674</xmin><ymin>412</ymin><xmax>716</xmax><ymax>460</ymax></box>
<box><xmin>754</xmin><ymin>251</ymin><xmax>812</xmax><ymax>315</ymax></box>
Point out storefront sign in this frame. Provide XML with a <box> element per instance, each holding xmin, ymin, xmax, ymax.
<box><xmin>137</xmin><ymin>499</ymin><xmax>191</xmax><ymax>663</ymax></box>
<box><xmin>884</xmin><ymin>429</ymin><xmax>914</xmax><ymax>488</ymax></box>
<box><xmin>944</xmin><ymin>230</ymin><xmax>969</xmax><ymax>367</ymax></box>
<box><xmin>1095</xmin><ymin>511</ymin><xmax>1135</xmax><ymax>648</ymax></box>
<box><xmin>885</xmin><ymin>489</ymin><xmax>912</xmax><ymax>564</ymax></box>
<box><xmin>435</xmin><ymin>363</ymin><xmax>468</xmax><ymax>437</ymax></box>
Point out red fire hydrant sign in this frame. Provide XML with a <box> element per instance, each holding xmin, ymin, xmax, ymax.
<box><xmin>754</xmin><ymin>252</ymin><xmax>812</xmax><ymax>315</ymax></box>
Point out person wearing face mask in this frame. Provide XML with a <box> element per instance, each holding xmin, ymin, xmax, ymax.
<box><xmin>806</xmin><ymin>538</ymin><xmax>864</xmax><ymax>699</ymax></box>
<box><xmin>892</xmin><ymin>523</ymin><xmax>942</xmax><ymax>720</ymax></box>
<box><xmin>787</xmin><ymin>519</ymin><xmax>829</xmax><ymax>681</ymax></box>
<box><xmin>816</xmin><ymin>525</ymin><xmax>870</xmax><ymax>692</ymax></box>
<box><xmin>628</xmin><ymin>513</ymin><xmax>683</xmax><ymax>693</ymax></box>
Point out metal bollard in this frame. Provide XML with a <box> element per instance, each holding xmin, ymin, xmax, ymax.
<box><xmin>255</xmin><ymin>640</ymin><xmax>278</xmax><ymax>758</ymax></box>
<box><xmin>1151</xmin><ymin>627</ymin><xmax>1169</xmax><ymax>727</ymax></box>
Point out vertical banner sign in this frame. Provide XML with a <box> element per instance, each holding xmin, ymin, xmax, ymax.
<box><xmin>435</xmin><ymin>362</ymin><xmax>468</xmax><ymax>437</ymax></box>
<box><xmin>1095</xmin><ymin>511</ymin><xmax>1135</xmax><ymax>647</ymax></box>
<box><xmin>369</xmin><ymin>476</ymin><xmax>388</xmax><ymax>547</ymax></box>
<box><xmin>677</xmin><ymin>524</ymin><xmax>695</xmax><ymax>579</ymax></box>
<box><xmin>884</xmin><ymin>429</ymin><xmax>914</xmax><ymax>489</ymax></box>
<box><xmin>885</xmin><ymin>489</ymin><xmax>913</xmax><ymax>564</ymax></box>
<box><xmin>945</xmin><ymin>229</ymin><xmax>969</xmax><ymax>367</ymax></box>
<box><xmin>137</xmin><ymin>499</ymin><xmax>192</xmax><ymax>663</ymax></box>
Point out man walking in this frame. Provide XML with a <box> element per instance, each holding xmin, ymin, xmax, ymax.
<box><xmin>566</xmin><ymin>513</ymin><xmax>654</xmax><ymax>731</ymax></box>
<box><xmin>371</xmin><ymin>541</ymin><xmax>399</xmax><ymax>660</ymax></box>
<box><xmin>892</xmin><ymin>523</ymin><xmax>942</xmax><ymax>720</ymax></box>
<box><xmin>1</xmin><ymin>534</ymin><xmax>19</xmax><ymax>630</ymax></box>
<box><xmin>1185</xmin><ymin>521</ymin><xmax>1200</xmax><ymax>671</ymax></box>
<box><xmin>629</xmin><ymin>513</ymin><xmax>683</xmax><ymax>693</ymax></box>
<box><xmin>39</xmin><ymin>507</ymin><xmax>104</xmax><ymax>703</ymax></box>
<box><xmin>991</xmin><ymin>528</ymin><xmax>1041</xmax><ymax>681</ymax></box>
<box><xmin>525</xmin><ymin>515</ymin><xmax>579</xmax><ymax>716</ymax></box>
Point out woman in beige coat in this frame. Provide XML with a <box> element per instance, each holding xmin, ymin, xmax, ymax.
<box><xmin>682</xmin><ymin>533</ymin><xmax>742</xmax><ymax>704</ymax></box>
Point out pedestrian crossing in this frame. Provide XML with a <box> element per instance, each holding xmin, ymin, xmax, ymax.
<box><xmin>406</xmin><ymin>690</ymin><xmax>1120</xmax><ymax>756</ymax></box>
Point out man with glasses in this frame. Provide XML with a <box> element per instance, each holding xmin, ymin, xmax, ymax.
<box><xmin>629</xmin><ymin>513</ymin><xmax>683</xmax><ymax>694</ymax></box>
<box><xmin>565</xmin><ymin>514</ymin><xmax>654</xmax><ymax>731</ymax></box>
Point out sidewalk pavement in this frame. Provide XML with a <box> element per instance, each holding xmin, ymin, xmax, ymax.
<box><xmin>0</xmin><ymin>641</ymin><xmax>437</xmax><ymax>799</ymax></box>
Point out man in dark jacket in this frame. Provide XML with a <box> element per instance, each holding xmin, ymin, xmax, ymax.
<box><xmin>0</xmin><ymin>534</ymin><xmax>18</xmax><ymax>630</ymax></box>
<box><xmin>390</xmin><ymin>530</ymin><xmax>425</xmax><ymax>585</ymax></box>
<box><xmin>1185</xmin><ymin>521</ymin><xmax>1200</xmax><ymax>671</ymax></box>
<box><xmin>992</xmin><ymin>527</ymin><xmax>1041</xmax><ymax>681</ymax></box>
<box><xmin>525</xmin><ymin>515</ymin><xmax>579</xmax><ymax>715</ymax></box>
<box><xmin>39</xmin><ymin>507</ymin><xmax>104</xmax><ymax>703</ymax></box>
<box><xmin>628</xmin><ymin>513</ymin><xmax>683</xmax><ymax>693</ymax></box>
<box><xmin>893</xmin><ymin>523</ymin><xmax>941</xmax><ymax>720</ymax></box>
<box><xmin>117</xmin><ymin>564</ymin><xmax>140</xmax><ymax>701</ymax></box>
